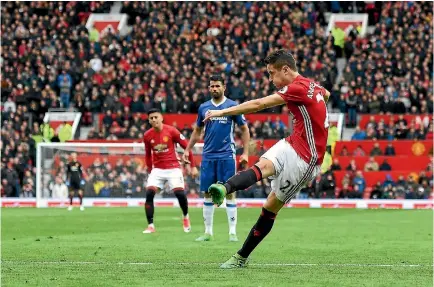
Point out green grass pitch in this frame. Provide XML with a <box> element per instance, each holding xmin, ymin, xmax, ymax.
<box><xmin>1</xmin><ymin>207</ymin><xmax>433</xmax><ymax>286</ymax></box>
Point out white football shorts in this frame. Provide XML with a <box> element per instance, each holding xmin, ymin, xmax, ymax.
<box><xmin>261</xmin><ymin>139</ymin><xmax>321</xmax><ymax>203</ymax></box>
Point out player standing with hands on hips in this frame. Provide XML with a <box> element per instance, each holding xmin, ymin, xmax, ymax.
<box><xmin>183</xmin><ymin>75</ymin><xmax>250</xmax><ymax>242</ymax></box>
<box><xmin>204</xmin><ymin>50</ymin><xmax>330</xmax><ymax>268</ymax></box>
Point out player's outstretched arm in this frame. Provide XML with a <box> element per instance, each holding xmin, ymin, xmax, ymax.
<box><xmin>203</xmin><ymin>94</ymin><xmax>285</xmax><ymax>122</ymax></box>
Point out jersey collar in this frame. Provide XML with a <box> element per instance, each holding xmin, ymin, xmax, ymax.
<box><xmin>211</xmin><ymin>96</ymin><xmax>227</xmax><ymax>107</ymax></box>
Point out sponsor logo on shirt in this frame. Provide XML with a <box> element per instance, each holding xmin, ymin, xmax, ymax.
<box><xmin>154</xmin><ymin>144</ymin><xmax>169</xmax><ymax>153</ymax></box>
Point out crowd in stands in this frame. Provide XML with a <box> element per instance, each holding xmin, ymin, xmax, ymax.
<box><xmin>1</xmin><ymin>1</ymin><xmax>432</xmax><ymax>198</ymax></box>
<box><xmin>351</xmin><ymin>115</ymin><xmax>433</xmax><ymax>140</ymax></box>
<box><xmin>332</xmin><ymin>1</ymin><xmax>433</xmax><ymax>127</ymax></box>
<box><xmin>87</xmin><ymin>111</ymin><xmax>289</xmax><ymax>141</ymax></box>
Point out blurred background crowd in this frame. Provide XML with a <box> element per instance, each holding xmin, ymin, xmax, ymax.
<box><xmin>1</xmin><ymin>1</ymin><xmax>432</xmax><ymax>199</ymax></box>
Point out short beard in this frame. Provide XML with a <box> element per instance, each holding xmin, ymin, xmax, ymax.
<box><xmin>211</xmin><ymin>92</ymin><xmax>223</xmax><ymax>99</ymax></box>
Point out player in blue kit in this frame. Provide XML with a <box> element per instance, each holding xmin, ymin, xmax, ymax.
<box><xmin>183</xmin><ymin>75</ymin><xmax>250</xmax><ymax>242</ymax></box>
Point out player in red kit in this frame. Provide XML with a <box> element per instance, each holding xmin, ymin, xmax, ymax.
<box><xmin>142</xmin><ymin>109</ymin><xmax>198</xmax><ymax>234</ymax></box>
<box><xmin>204</xmin><ymin>50</ymin><xmax>330</xmax><ymax>268</ymax></box>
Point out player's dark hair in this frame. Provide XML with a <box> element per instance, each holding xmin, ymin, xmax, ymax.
<box><xmin>209</xmin><ymin>75</ymin><xmax>225</xmax><ymax>85</ymax></box>
<box><xmin>147</xmin><ymin>108</ymin><xmax>162</xmax><ymax>115</ymax></box>
<box><xmin>264</xmin><ymin>49</ymin><xmax>298</xmax><ymax>72</ymax></box>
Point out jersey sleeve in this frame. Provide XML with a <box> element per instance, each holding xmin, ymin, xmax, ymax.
<box><xmin>196</xmin><ymin>106</ymin><xmax>204</xmax><ymax>127</ymax></box>
<box><xmin>234</xmin><ymin>112</ymin><xmax>247</xmax><ymax>126</ymax></box>
<box><xmin>171</xmin><ymin>128</ymin><xmax>196</xmax><ymax>167</ymax></box>
<box><xmin>276</xmin><ymin>83</ymin><xmax>306</xmax><ymax>104</ymax></box>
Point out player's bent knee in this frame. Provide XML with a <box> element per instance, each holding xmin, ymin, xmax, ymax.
<box><xmin>255</xmin><ymin>158</ymin><xmax>275</xmax><ymax>178</ymax></box>
<box><xmin>263</xmin><ymin>192</ymin><xmax>285</xmax><ymax>214</ymax></box>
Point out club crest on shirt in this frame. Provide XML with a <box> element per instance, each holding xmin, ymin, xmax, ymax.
<box><xmin>279</xmin><ymin>86</ymin><xmax>288</xmax><ymax>94</ymax></box>
<box><xmin>163</xmin><ymin>136</ymin><xmax>169</xmax><ymax>142</ymax></box>
<box><xmin>151</xmin><ymin>139</ymin><xmax>155</xmax><ymax>144</ymax></box>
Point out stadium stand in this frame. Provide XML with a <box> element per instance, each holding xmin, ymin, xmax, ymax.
<box><xmin>1</xmin><ymin>1</ymin><xmax>432</xmax><ymax>199</ymax></box>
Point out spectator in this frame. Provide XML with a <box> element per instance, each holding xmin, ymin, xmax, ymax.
<box><xmin>3</xmin><ymin>97</ymin><xmax>16</xmax><ymax>113</ymax></box>
<box><xmin>21</xmin><ymin>183</ymin><xmax>34</xmax><ymax>198</ymax></box>
<box><xmin>416</xmin><ymin>180</ymin><xmax>430</xmax><ymax>199</ymax></box>
<box><xmin>379</xmin><ymin>159</ymin><xmax>392</xmax><ymax>171</ymax></box>
<box><xmin>51</xmin><ymin>176</ymin><xmax>68</xmax><ymax>198</ymax></box>
<box><xmin>330</xmin><ymin>159</ymin><xmax>342</xmax><ymax>171</ymax></box>
<box><xmin>1</xmin><ymin>162</ymin><xmax>19</xmax><ymax>197</ymax></box>
<box><xmin>352</xmin><ymin>171</ymin><xmax>366</xmax><ymax>194</ymax></box>
<box><xmin>339</xmin><ymin>146</ymin><xmax>349</xmax><ymax>156</ymax></box>
<box><xmin>346</xmin><ymin>159</ymin><xmax>358</xmax><ymax>173</ymax></box>
<box><xmin>1</xmin><ymin>179</ymin><xmax>14</xmax><ymax>197</ymax></box>
<box><xmin>338</xmin><ymin>183</ymin><xmax>352</xmax><ymax>199</ymax></box>
<box><xmin>345</xmin><ymin>91</ymin><xmax>358</xmax><ymax>127</ymax></box>
<box><xmin>353</xmin><ymin>145</ymin><xmax>366</xmax><ymax>156</ymax></box>
<box><xmin>320</xmin><ymin>173</ymin><xmax>336</xmax><ymax>199</ymax></box>
<box><xmin>370</xmin><ymin>182</ymin><xmax>383</xmax><ymax>199</ymax></box>
<box><xmin>351</xmin><ymin>126</ymin><xmax>366</xmax><ymax>140</ymax></box>
<box><xmin>58</xmin><ymin>73</ymin><xmax>72</xmax><ymax>108</ymax></box>
<box><xmin>384</xmin><ymin>143</ymin><xmax>396</xmax><ymax>156</ymax></box>
<box><xmin>348</xmin><ymin>184</ymin><xmax>363</xmax><ymax>199</ymax></box>
<box><xmin>382</xmin><ymin>174</ymin><xmax>395</xmax><ymax>188</ymax></box>
<box><xmin>369</xmin><ymin>143</ymin><xmax>383</xmax><ymax>156</ymax></box>
<box><xmin>382</xmin><ymin>185</ymin><xmax>396</xmax><ymax>199</ymax></box>
<box><xmin>364</xmin><ymin>157</ymin><xmax>379</xmax><ymax>172</ymax></box>
<box><xmin>406</xmin><ymin>175</ymin><xmax>419</xmax><ymax>194</ymax></box>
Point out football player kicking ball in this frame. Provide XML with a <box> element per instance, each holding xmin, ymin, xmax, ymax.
<box><xmin>142</xmin><ymin>109</ymin><xmax>198</xmax><ymax>234</ymax></box>
<box><xmin>204</xmin><ymin>50</ymin><xmax>330</xmax><ymax>268</ymax></box>
<box><xmin>183</xmin><ymin>75</ymin><xmax>250</xmax><ymax>242</ymax></box>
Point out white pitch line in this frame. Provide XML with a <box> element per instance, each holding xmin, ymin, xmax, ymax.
<box><xmin>1</xmin><ymin>261</ymin><xmax>431</xmax><ymax>268</ymax></box>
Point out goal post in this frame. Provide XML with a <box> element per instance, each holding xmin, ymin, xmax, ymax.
<box><xmin>35</xmin><ymin>142</ymin><xmax>203</xmax><ymax>208</ymax></box>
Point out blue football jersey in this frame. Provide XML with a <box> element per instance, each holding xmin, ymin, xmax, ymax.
<box><xmin>196</xmin><ymin>97</ymin><xmax>246</xmax><ymax>160</ymax></box>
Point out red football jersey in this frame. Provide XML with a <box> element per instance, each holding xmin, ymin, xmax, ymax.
<box><xmin>277</xmin><ymin>75</ymin><xmax>329</xmax><ymax>165</ymax></box>
<box><xmin>143</xmin><ymin>124</ymin><xmax>195</xmax><ymax>171</ymax></box>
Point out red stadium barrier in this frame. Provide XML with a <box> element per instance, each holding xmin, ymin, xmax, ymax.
<box><xmin>333</xmin><ymin>171</ymin><xmax>432</xmax><ymax>188</ymax></box>
<box><xmin>335</xmin><ymin>156</ymin><xmax>431</xmax><ymax>171</ymax></box>
<box><xmin>334</xmin><ymin>140</ymin><xmax>432</xmax><ymax>156</ymax></box>
<box><xmin>358</xmin><ymin>114</ymin><xmax>433</xmax><ymax>129</ymax></box>
<box><xmin>98</xmin><ymin>113</ymin><xmax>289</xmax><ymax>128</ymax></box>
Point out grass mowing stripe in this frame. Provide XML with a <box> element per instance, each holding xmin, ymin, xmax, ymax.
<box><xmin>2</xmin><ymin>260</ymin><xmax>431</xmax><ymax>268</ymax></box>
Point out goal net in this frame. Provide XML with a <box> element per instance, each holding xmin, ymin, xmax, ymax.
<box><xmin>36</xmin><ymin>142</ymin><xmax>203</xmax><ymax>208</ymax></box>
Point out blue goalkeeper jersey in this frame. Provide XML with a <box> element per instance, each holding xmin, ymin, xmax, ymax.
<box><xmin>196</xmin><ymin>97</ymin><xmax>246</xmax><ymax>160</ymax></box>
